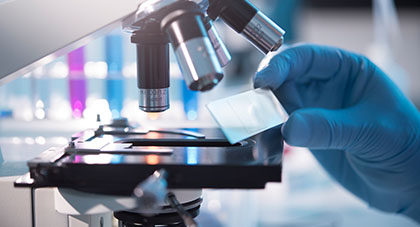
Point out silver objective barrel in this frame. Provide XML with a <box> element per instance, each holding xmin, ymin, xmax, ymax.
<box><xmin>204</xmin><ymin>17</ymin><xmax>231</xmax><ymax>67</ymax></box>
<box><xmin>162</xmin><ymin>2</ymin><xmax>223</xmax><ymax>91</ymax></box>
<box><xmin>174</xmin><ymin>37</ymin><xmax>222</xmax><ymax>91</ymax></box>
<box><xmin>207</xmin><ymin>0</ymin><xmax>286</xmax><ymax>54</ymax></box>
<box><xmin>242</xmin><ymin>11</ymin><xmax>285</xmax><ymax>53</ymax></box>
<box><xmin>138</xmin><ymin>88</ymin><xmax>169</xmax><ymax>112</ymax></box>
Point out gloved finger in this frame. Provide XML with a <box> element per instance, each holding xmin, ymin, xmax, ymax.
<box><xmin>281</xmin><ymin>107</ymin><xmax>361</xmax><ymax>150</ymax></box>
<box><xmin>254</xmin><ymin>52</ymin><xmax>290</xmax><ymax>90</ymax></box>
<box><xmin>272</xmin><ymin>80</ymin><xmax>305</xmax><ymax>113</ymax></box>
<box><xmin>254</xmin><ymin>44</ymin><xmax>344</xmax><ymax>90</ymax></box>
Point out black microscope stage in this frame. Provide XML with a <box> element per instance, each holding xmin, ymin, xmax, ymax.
<box><xmin>15</xmin><ymin>120</ymin><xmax>283</xmax><ymax>196</ymax></box>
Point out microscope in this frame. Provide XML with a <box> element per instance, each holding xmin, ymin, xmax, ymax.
<box><xmin>0</xmin><ymin>0</ymin><xmax>285</xmax><ymax>226</ymax></box>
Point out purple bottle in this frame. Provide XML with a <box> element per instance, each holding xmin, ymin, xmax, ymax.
<box><xmin>67</xmin><ymin>47</ymin><xmax>87</xmax><ymax>118</ymax></box>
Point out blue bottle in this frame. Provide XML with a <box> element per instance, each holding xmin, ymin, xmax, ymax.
<box><xmin>105</xmin><ymin>33</ymin><xmax>124</xmax><ymax>118</ymax></box>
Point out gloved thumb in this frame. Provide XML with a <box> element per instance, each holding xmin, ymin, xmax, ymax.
<box><xmin>282</xmin><ymin>108</ymin><xmax>358</xmax><ymax>150</ymax></box>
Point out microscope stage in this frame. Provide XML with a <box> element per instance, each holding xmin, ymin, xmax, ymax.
<box><xmin>15</xmin><ymin>122</ymin><xmax>283</xmax><ymax>196</ymax></box>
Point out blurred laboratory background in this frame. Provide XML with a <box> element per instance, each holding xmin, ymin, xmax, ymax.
<box><xmin>1</xmin><ymin>0</ymin><xmax>420</xmax><ymax>226</ymax></box>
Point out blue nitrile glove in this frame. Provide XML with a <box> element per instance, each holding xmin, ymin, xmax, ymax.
<box><xmin>254</xmin><ymin>44</ymin><xmax>420</xmax><ymax>222</ymax></box>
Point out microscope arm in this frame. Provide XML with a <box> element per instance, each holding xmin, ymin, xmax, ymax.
<box><xmin>0</xmin><ymin>0</ymin><xmax>142</xmax><ymax>85</ymax></box>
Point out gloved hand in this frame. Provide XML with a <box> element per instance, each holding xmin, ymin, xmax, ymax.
<box><xmin>254</xmin><ymin>44</ymin><xmax>420</xmax><ymax>222</ymax></box>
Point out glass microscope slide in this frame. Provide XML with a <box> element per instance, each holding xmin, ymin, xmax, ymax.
<box><xmin>207</xmin><ymin>88</ymin><xmax>288</xmax><ymax>144</ymax></box>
